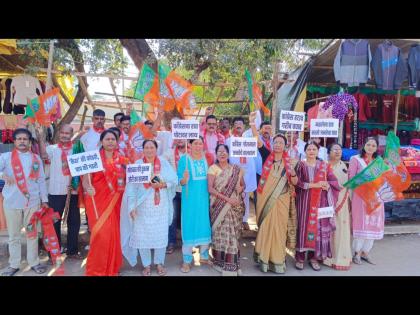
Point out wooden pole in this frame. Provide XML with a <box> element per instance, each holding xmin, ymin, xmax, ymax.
<box><xmin>46</xmin><ymin>40</ymin><xmax>55</xmax><ymax>91</ymax></box>
<box><xmin>87</xmin><ymin>175</ymin><xmax>99</xmax><ymax>220</ymax></box>
<box><xmin>271</xmin><ymin>62</ymin><xmax>279</xmax><ymax>132</ymax></box>
<box><xmin>394</xmin><ymin>89</ymin><xmax>401</xmax><ymax>131</ymax></box>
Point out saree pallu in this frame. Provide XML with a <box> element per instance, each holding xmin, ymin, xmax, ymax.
<box><xmin>85</xmin><ymin>166</ymin><xmax>124</xmax><ymax>276</ymax></box>
<box><xmin>254</xmin><ymin>161</ymin><xmax>297</xmax><ymax>273</ymax></box>
<box><xmin>210</xmin><ymin>165</ymin><xmax>244</xmax><ymax>275</ymax></box>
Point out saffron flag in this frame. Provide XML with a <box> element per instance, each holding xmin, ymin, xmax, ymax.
<box><xmin>344</xmin><ymin>131</ymin><xmax>411</xmax><ymax>214</ymax></box>
<box><xmin>133</xmin><ymin>63</ymin><xmax>160</xmax><ymax>107</ymax></box>
<box><xmin>383</xmin><ymin>131</ymin><xmax>411</xmax><ymax>192</ymax></box>
<box><xmin>127</xmin><ymin>109</ymin><xmax>154</xmax><ymax>163</ymax></box>
<box><xmin>344</xmin><ymin>157</ymin><xmax>391</xmax><ymax>214</ymax></box>
<box><xmin>24</xmin><ymin>88</ymin><xmax>61</xmax><ymax>126</ymax></box>
<box><xmin>245</xmin><ymin>69</ymin><xmax>270</xmax><ymax>116</ymax></box>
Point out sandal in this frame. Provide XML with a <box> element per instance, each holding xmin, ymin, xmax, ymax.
<box><xmin>352</xmin><ymin>255</ymin><xmax>362</xmax><ymax>265</ymax></box>
<box><xmin>31</xmin><ymin>264</ymin><xmax>47</xmax><ymax>274</ymax></box>
<box><xmin>142</xmin><ymin>266</ymin><xmax>151</xmax><ymax>276</ymax></box>
<box><xmin>180</xmin><ymin>263</ymin><xmax>191</xmax><ymax>273</ymax></box>
<box><xmin>200</xmin><ymin>259</ymin><xmax>212</xmax><ymax>266</ymax></box>
<box><xmin>166</xmin><ymin>246</ymin><xmax>175</xmax><ymax>255</ymax></box>
<box><xmin>1</xmin><ymin>267</ymin><xmax>19</xmax><ymax>277</ymax></box>
<box><xmin>295</xmin><ymin>261</ymin><xmax>304</xmax><ymax>270</ymax></box>
<box><xmin>156</xmin><ymin>264</ymin><xmax>167</xmax><ymax>276</ymax></box>
<box><xmin>309</xmin><ymin>260</ymin><xmax>321</xmax><ymax>271</ymax></box>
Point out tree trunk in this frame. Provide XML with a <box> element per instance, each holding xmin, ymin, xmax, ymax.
<box><xmin>53</xmin><ymin>39</ymin><xmax>89</xmax><ymax>142</ymax></box>
<box><xmin>120</xmin><ymin>39</ymin><xmax>158</xmax><ymax>72</ymax></box>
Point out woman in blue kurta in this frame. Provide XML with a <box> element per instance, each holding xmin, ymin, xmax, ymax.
<box><xmin>177</xmin><ymin>136</ymin><xmax>211</xmax><ymax>273</ymax></box>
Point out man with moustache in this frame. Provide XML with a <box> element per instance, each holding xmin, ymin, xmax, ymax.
<box><xmin>200</xmin><ymin>114</ymin><xmax>225</xmax><ymax>164</ymax></box>
<box><xmin>80</xmin><ymin>109</ymin><xmax>106</xmax><ymax>151</ymax></box>
<box><xmin>0</xmin><ymin>128</ymin><xmax>49</xmax><ymax>276</ymax></box>
<box><xmin>38</xmin><ymin>124</ymin><xmax>83</xmax><ymax>259</ymax></box>
<box><xmin>219</xmin><ymin>117</ymin><xmax>231</xmax><ymax>140</ymax></box>
<box><xmin>162</xmin><ymin>138</ymin><xmax>187</xmax><ymax>254</ymax></box>
<box><xmin>226</xmin><ymin>117</ymin><xmax>258</xmax><ymax>231</ymax></box>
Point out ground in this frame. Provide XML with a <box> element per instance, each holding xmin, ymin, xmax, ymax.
<box><xmin>1</xmin><ymin>203</ymin><xmax>420</xmax><ymax>277</ymax></box>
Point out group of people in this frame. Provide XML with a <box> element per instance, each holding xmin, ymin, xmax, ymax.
<box><xmin>0</xmin><ymin>105</ymin><xmax>385</xmax><ymax>276</ymax></box>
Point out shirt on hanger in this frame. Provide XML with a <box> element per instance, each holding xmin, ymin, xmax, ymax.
<box><xmin>11</xmin><ymin>75</ymin><xmax>42</xmax><ymax>105</ymax></box>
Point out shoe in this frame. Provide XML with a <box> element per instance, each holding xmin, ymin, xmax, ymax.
<box><xmin>309</xmin><ymin>260</ymin><xmax>321</xmax><ymax>271</ymax></box>
<box><xmin>1</xmin><ymin>267</ymin><xmax>19</xmax><ymax>276</ymax></box>
<box><xmin>31</xmin><ymin>264</ymin><xmax>47</xmax><ymax>274</ymax></box>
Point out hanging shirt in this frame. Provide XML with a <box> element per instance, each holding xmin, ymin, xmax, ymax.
<box><xmin>80</xmin><ymin>127</ymin><xmax>101</xmax><ymax>152</ymax></box>
<box><xmin>11</xmin><ymin>75</ymin><xmax>42</xmax><ymax>105</ymax></box>
<box><xmin>381</xmin><ymin>95</ymin><xmax>396</xmax><ymax>123</ymax></box>
<box><xmin>0</xmin><ymin>151</ymin><xmax>48</xmax><ymax>209</ymax></box>
<box><xmin>353</xmin><ymin>93</ymin><xmax>371</xmax><ymax>122</ymax></box>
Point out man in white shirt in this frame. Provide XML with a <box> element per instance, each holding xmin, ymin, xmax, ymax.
<box><xmin>161</xmin><ymin>138</ymin><xmax>186</xmax><ymax>254</ymax></box>
<box><xmin>118</xmin><ymin>115</ymin><xmax>131</xmax><ymax>155</ymax></box>
<box><xmin>38</xmin><ymin>124</ymin><xmax>82</xmax><ymax>259</ymax></box>
<box><xmin>286</xmin><ymin>131</ymin><xmax>306</xmax><ymax>160</ymax></box>
<box><xmin>0</xmin><ymin>128</ymin><xmax>48</xmax><ymax>276</ymax></box>
<box><xmin>80</xmin><ymin>109</ymin><xmax>106</xmax><ymax>151</ymax></box>
<box><xmin>226</xmin><ymin>117</ymin><xmax>257</xmax><ymax>231</ymax></box>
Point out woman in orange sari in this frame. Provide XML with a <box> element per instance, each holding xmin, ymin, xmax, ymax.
<box><xmin>82</xmin><ymin>129</ymin><xmax>127</xmax><ymax>276</ymax></box>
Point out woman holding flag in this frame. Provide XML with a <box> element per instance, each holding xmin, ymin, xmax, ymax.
<box><xmin>295</xmin><ymin>141</ymin><xmax>340</xmax><ymax>271</ymax></box>
<box><xmin>82</xmin><ymin>129</ymin><xmax>128</xmax><ymax>276</ymax></box>
<box><xmin>348</xmin><ymin>137</ymin><xmax>384</xmax><ymax>265</ymax></box>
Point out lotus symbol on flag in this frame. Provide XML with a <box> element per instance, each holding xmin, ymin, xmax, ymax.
<box><xmin>376</xmin><ymin>182</ymin><xmax>396</xmax><ymax>203</ymax></box>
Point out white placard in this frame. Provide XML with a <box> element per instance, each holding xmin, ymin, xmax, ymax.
<box><xmin>67</xmin><ymin>150</ymin><xmax>104</xmax><ymax>177</ymax></box>
<box><xmin>279</xmin><ymin>110</ymin><xmax>305</xmax><ymax>132</ymax></box>
<box><xmin>318</xmin><ymin>206</ymin><xmax>334</xmax><ymax>219</ymax></box>
<box><xmin>171</xmin><ymin>120</ymin><xmax>200</xmax><ymax>140</ymax></box>
<box><xmin>126</xmin><ymin>163</ymin><xmax>152</xmax><ymax>184</ymax></box>
<box><xmin>230</xmin><ymin>137</ymin><xmax>258</xmax><ymax>158</ymax></box>
<box><xmin>310</xmin><ymin>118</ymin><xmax>339</xmax><ymax>138</ymax></box>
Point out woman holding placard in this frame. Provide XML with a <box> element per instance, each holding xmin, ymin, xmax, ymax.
<box><xmin>121</xmin><ymin>139</ymin><xmax>177</xmax><ymax>276</ymax></box>
<box><xmin>177</xmin><ymin>136</ymin><xmax>211</xmax><ymax>273</ymax></box>
<box><xmin>249</xmin><ymin>112</ymin><xmax>298</xmax><ymax>274</ymax></box>
<box><xmin>207</xmin><ymin>144</ymin><xmax>245</xmax><ymax>276</ymax></box>
<box><xmin>295</xmin><ymin>141</ymin><xmax>340</xmax><ymax>271</ymax></box>
<box><xmin>82</xmin><ymin>129</ymin><xmax>128</xmax><ymax>276</ymax></box>
<box><xmin>324</xmin><ymin>143</ymin><xmax>352</xmax><ymax>270</ymax></box>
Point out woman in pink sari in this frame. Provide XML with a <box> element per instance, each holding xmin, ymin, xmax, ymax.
<box><xmin>349</xmin><ymin>137</ymin><xmax>384</xmax><ymax>265</ymax></box>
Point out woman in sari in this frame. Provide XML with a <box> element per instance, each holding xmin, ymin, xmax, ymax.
<box><xmin>207</xmin><ymin>144</ymin><xmax>245</xmax><ymax>276</ymax></box>
<box><xmin>295</xmin><ymin>141</ymin><xmax>340</xmax><ymax>271</ymax></box>
<box><xmin>177</xmin><ymin>136</ymin><xmax>212</xmax><ymax>273</ymax></box>
<box><xmin>82</xmin><ymin>129</ymin><xmax>128</xmax><ymax>276</ymax></box>
<box><xmin>120</xmin><ymin>140</ymin><xmax>177</xmax><ymax>276</ymax></box>
<box><xmin>249</xmin><ymin>112</ymin><xmax>298</xmax><ymax>274</ymax></box>
<box><xmin>349</xmin><ymin>137</ymin><xmax>384</xmax><ymax>265</ymax></box>
<box><xmin>324</xmin><ymin>143</ymin><xmax>352</xmax><ymax>270</ymax></box>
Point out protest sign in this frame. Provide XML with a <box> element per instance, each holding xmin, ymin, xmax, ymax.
<box><xmin>230</xmin><ymin>137</ymin><xmax>258</xmax><ymax>158</ymax></box>
<box><xmin>318</xmin><ymin>206</ymin><xmax>334</xmax><ymax>219</ymax></box>
<box><xmin>67</xmin><ymin>150</ymin><xmax>104</xmax><ymax>177</ymax></box>
<box><xmin>279</xmin><ymin>110</ymin><xmax>305</xmax><ymax>132</ymax></box>
<box><xmin>126</xmin><ymin>163</ymin><xmax>152</xmax><ymax>184</ymax></box>
<box><xmin>310</xmin><ymin>118</ymin><xmax>339</xmax><ymax>138</ymax></box>
<box><xmin>171</xmin><ymin>120</ymin><xmax>200</xmax><ymax>139</ymax></box>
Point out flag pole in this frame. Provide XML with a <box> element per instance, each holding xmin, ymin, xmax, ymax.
<box><xmin>87</xmin><ymin>174</ymin><xmax>99</xmax><ymax>220</ymax></box>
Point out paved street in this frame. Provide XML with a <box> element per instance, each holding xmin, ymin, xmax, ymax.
<box><xmin>1</xmin><ymin>204</ymin><xmax>420</xmax><ymax>276</ymax></box>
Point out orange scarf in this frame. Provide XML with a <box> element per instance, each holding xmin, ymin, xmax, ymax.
<box><xmin>11</xmin><ymin>149</ymin><xmax>40</xmax><ymax>202</ymax></box>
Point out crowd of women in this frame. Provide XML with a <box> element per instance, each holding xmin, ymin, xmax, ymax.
<box><xmin>79</xmin><ymin>109</ymin><xmax>385</xmax><ymax>277</ymax></box>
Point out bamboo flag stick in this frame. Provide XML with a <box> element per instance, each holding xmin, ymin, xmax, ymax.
<box><xmin>87</xmin><ymin>175</ymin><xmax>99</xmax><ymax>220</ymax></box>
